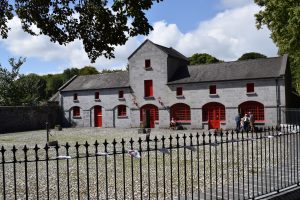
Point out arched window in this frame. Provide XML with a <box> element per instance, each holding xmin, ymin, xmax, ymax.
<box><xmin>170</xmin><ymin>103</ymin><xmax>191</xmax><ymax>122</ymax></box>
<box><xmin>239</xmin><ymin>101</ymin><xmax>264</xmax><ymax>121</ymax></box>
<box><xmin>73</xmin><ymin>106</ymin><xmax>80</xmax><ymax>117</ymax></box>
<box><xmin>118</xmin><ymin>105</ymin><xmax>127</xmax><ymax>117</ymax></box>
<box><xmin>140</xmin><ymin>104</ymin><xmax>159</xmax><ymax>121</ymax></box>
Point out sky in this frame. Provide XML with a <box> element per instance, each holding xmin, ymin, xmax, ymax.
<box><xmin>0</xmin><ymin>0</ymin><xmax>278</xmax><ymax>75</ymax></box>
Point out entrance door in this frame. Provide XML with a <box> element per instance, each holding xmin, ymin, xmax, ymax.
<box><xmin>140</xmin><ymin>104</ymin><xmax>158</xmax><ymax>128</ymax></box>
<box><xmin>203</xmin><ymin>102</ymin><xmax>225</xmax><ymax>129</ymax></box>
<box><xmin>94</xmin><ymin>106</ymin><xmax>102</xmax><ymax>127</ymax></box>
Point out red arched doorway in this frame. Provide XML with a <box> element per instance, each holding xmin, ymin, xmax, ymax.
<box><xmin>94</xmin><ymin>106</ymin><xmax>102</xmax><ymax>127</ymax></box>
<box><xmin>140</xmin><ymin>104</ymin><xmax>159</xmax><ymax>128</ymax></box>
<box><xmin>238</xmin><ymin>101</ymin><xmax>264</xmax><ymax>121</ymax></box>
<box><xmin>170</xmin><ymin>103</ymin><xmax>191</xmax><ymax>122</ymax></box>
<box><xmin>202</xmin><ymin>102</ymin><xmax>225</xmax><ymax>129</ymax></box>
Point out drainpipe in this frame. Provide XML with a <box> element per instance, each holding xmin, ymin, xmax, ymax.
<box><xmin>276</xmin><ymin>79</ymin><xmax>281</xmax><ymax>126</ymax></box>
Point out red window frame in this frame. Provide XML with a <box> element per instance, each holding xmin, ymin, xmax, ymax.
<box><xmin>246</xmin><ymin>83</ymin><xmax>255</xmax><ymax>93</ymax></box>
<box><xmin>119</xmin><ymin>90</ymin><xmax>124</xmax><ymax>98</ymax></box>
<box><xmin>73</xmin><ymin>93</ymin><xmax>78</xmax><ymax>101</ymax></box>
<box><xmin>239</xmin><ymin>101</ymin><xmax>264</xmax><ymax>121</ymax></box>
<box><xmin>209</xmin><ymin>85</ymin><xmax>216</xmax><ymax>94</ymax></box>
<box><xmin>176</xmin><ymin>87</ymin><xmax>183</xmax><ymax>96</ymax></box>
<box><xmin>144</xmin><ymin>80</ymin><xmax>153</xmax><ymax>97</ymax></box>
<box><xmin>73</xmin><ymin>106</ymin><xmax>80</xmax><ymax>117</ymax></box>
<box><xmin>118</xmin><ymin>105</ymin><xmax>127</xmax><ymax>117</ymax></box>
<box><xmin>145</xmin><ymin>59</ymin><xmax>151</xmax><ymax>68</ymax></box>
<box><xmin>170</xmin><ymin>103</ymin><xmax>191</xmax><ymax>122</ymax></box>
<box><xmin>95</xmin><ymin>92</ymin><xmax>100</xmax><ymax>99</ymax></box>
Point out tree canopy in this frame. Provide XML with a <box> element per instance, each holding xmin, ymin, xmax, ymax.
<box><xmin>188</xmin><ymin>53</ymin><xmax>221</xmax><ymax>65</ymax></box>
<box><xmin>238</xmin><ymin>52</ymin><xmax>267</xmax><ymax>61</ymax></box>
<box><xmin>0</xmin><ymin>0</ymin><xmax>162</xmax><ymax>63</ymax></box>
<box><xmin>255</xmin><ymin>0</ymin><xmax>300</xmax><ymax>93</ymax></box>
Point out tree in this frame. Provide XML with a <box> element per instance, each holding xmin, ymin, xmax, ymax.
<box><xmin>0</xmin><ymin>0</ymin><xmax>162</xmax><ymax>63</ymax></box>
<box><xmin>16</xmin><ymin>74</ymin><xmax>47</xmax><ymax>105</ymax></box>
<box><xmin>188</xmin><ymin>53</ymin><xmax>221</xmax><ymax>65</ymax></box>
<box><xmin>0</xmin><ymin>58</ymin><xmax>25</xmax><ymax>106</ymax></box>
<box><xmin>79</xmin><ymin>66</ymin><xmax>99</xmax><ymax>75</ymax></box>
<box><xmin>238</xmin><ymin>52</ymin><xmax>267</xmax><ymax>61</ymax></box>
<box><xmin>62</xmin><ymin>68</ymin><xmax>79</xmax><ymax>81</ymax></box>
<box><xmin>43</xmin><ymin>74</ymin><xmax>64</xmax><ymax>99</ymax></box>
<box><xmin>255</xmin><ymin>0</ymin><xmax>300</xmax><ymax>93</ymax></box>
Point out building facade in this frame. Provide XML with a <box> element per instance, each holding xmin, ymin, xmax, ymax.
<box><xmin>58</xmin><ymin>40</ymin><xmax>291</xmax><ymax>129</ymax></box>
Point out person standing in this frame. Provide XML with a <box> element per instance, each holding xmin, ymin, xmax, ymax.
<box><xmin>243</xmin><ymin>113</ymin><xmax>250</xmax><ymax>131</ymax></box>
<box><xmin>235</xmin><ymin>113</ymin><xmax>241</xmax><ymax>131</ymax></box>
<box><xmin>249</xmin><ymin>112</ymin><xmax>255</xmax><ymax>131</ymax></box>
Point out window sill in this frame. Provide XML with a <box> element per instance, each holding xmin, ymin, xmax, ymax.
<box><xmin>73</xmin><ymin>100</ymin><xmax>79</xmax><ymax>103</ymax></box>
<box><xmin>176</xmin><ymin>95</ymin><xmax>185</xmax><ymax>99</ymax></box>
<box><xmin>145</xmin><ymin>67</ymin><xmax>153</xmax><ymax>71</ymax></box>
<box><xmin>246</xmin><ymin>92</ymin><xmax>257</xmax><ymax>96</ymax></box>
<box><xmin>144</xmin><ymin>96</ymin><xmax>155</xmax><ymax>100</ymax></box>
<box><xmin>209</xmin><ymin>94</ymin><xmax>219</xmax><ymax>97</ymax></box>
<box><xmin>94</xmin><ymin>99</ymin><xmax>101</xmax><ymax>102</ymax></box>
<box><xmin>73</xmin><ymin>116</ymin><xmax>81</xmax><ymax>119</ymax></box>
<box><xmin>118</xmin><ymin>98</ymin><xmax>125</xmax><ymax>101</ymax></box>
<box><xmin>118</xmin><ymin>116</ymin><xmax>128</xmax><ymax>119</ymax></box>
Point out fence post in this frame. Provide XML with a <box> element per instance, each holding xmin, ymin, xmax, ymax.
<box><xmin>1</xmin><ymin>146</ymin><xmax>6</xmax><ymax>200</ymax></box>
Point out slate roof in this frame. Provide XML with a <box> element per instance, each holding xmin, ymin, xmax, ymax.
<box><xmin>128</xmin><ymin>39</ymin><xmax>188</xmax><ymax>61</ymax></box>
<box><xmin>168</xmin><ymin>55</ymin><xmax>287</xmax><ymax>84</ymax></box>
<box><xmin>60</xmin><ymin>71</ymin><xmax>129</xmax><ymax>92</ymax></box>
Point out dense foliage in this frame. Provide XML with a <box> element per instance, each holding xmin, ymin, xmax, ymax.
<box><xmin>238</xmin><ymin>52</ymin><xmax>267</xmax><ymax>61</ymax></box>
<box><xmin>0</xmin><ymin>0</ymin><xmax>162</xmax><ymax>62</ymax></box>
<box><xmin>255</xmin><ymin>0</ymin><xmax>300</xmax><ymax>94</ymax></box>
<box><xmin>188</xmin><ymin>53</ymin><xmax>221</xmax><ymax>65</ymax></box>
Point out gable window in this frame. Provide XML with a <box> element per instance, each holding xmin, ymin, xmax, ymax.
<box><xmin>73</xmin><ymin>93</ymin><xmax>78</xmax><ymax>101</ymax></box>
<box><xmin>176</xmin><ymin>87</ymin><xmax>183</xmax><ymax>96</ymax></box>
<box><xmin>73</xmin><ymin>106</ymin><xmax>80</xmax><ymax>117</ymax></box>
<box><xmin>118</xmin><ymin>105</ymin><xmax>127</xmax><ymax>117</ymax></box>
<box><xmin>145</xmin><ymin>59</ymin><xmax>151</xmax><ymax>69</ymax></box>
<box><xmin>209</xmin><ymin>85</ymin><xmax>216</xmax><ymax>95</ymax></box>
<box><xmin>95</xmin><ymin>92</ymin><xmax>100</xmax><ymax>100</ymax></box>
<box><xmin>246</xmin><ymin>83</ymin><xmax>255</xmax><ymax>93</ymax></box>
<box><xmin>119</xmin><ymin>90</ymin><xmax>124</xmax><ymax>99</ymax></box>
<box><xmin>144</xmin><ymin>80</ymin><xmax>153</xmax><ymax>97</ymax></box>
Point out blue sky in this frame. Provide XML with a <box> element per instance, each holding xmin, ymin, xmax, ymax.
<box><xmin>0</xmin><ymin>0</ymin><xmax>278</xmax><ymax>75</ymax></box>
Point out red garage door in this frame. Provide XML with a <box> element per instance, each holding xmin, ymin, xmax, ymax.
<box><xmin>203</xmin><ymin>102</ymin><xmax>225</xmax><ymax>129</ymax></box>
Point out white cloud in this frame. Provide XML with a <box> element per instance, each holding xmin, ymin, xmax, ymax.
<box><xmin>220</xmin><ymin>0</ymin><xmax>253</xmax><ymax>8</ymax></box>
<box><xmin>0</xmin><ymin>3</ymin><xmax>277</xmax><ymax>73</ymax></box>
<box><xmin>147</xmin><ymin>4</ymin><xmax>278</xmax><ymax>61</ymax></box>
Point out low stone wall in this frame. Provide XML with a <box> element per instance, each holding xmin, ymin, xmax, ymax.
<box><xmin>0</xmin><ymin>105</ymin><xmax>61</xmax><ymax>133</ymax></box>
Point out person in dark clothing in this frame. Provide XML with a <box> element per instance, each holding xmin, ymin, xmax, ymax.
<box><xmin>235</xmin><ymin>113</ymin><xmax>241</xmax><ymax>131</ymax></box>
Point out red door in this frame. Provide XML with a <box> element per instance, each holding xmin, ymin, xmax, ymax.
<box><xmin>94</xmin><ymin>106</ymin><xmax>102</xmax><ymax>127</ymax></box>
<box><xmin>140</xmin><ymin>104</ymin><xmax>158</xmax><ymax>128</ymax></box>
<box><xmin>203</xmin><ymin>103</ymin><xmax>225</xmax><ymax>129</ymax></box>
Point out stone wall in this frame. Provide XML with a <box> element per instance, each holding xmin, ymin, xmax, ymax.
<box><xmin>0</xmin><ymin>105</ymin><xmax>61</xmax><ymax>133</ymax></box>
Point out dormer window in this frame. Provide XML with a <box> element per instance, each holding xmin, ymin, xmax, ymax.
<box><xmin>145</xmin><ymin>59</ymin><xmax>151</xmax><ymax>69</ymax></box>
<box><xmin>209</xmin><ymin>85</ymin><xmax>216</xmax><ymax>95</ymax></box>
<box><xmin>246</xmin><ymin>83</ymin><xmax>255</xmax><ymax>93</ymax></box>
<box><xmin>119</xmin><ymin>90</ymin><xmax>124</xmax><ymax>99</ymax></box>
<box><xmin>73</xmin><ymin>93</ymin><xmax>78</xmax><ymax>101</ymax></box>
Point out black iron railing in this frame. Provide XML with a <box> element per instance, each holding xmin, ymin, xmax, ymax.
<box><xmin>0</xmin><ymin>125</ymin><xmax>300</xmax><ymax>199</ymax></box>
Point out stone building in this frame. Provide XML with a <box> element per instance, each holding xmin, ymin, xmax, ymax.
<box><xmin>58</xmin><ymin>39</ymin><xmax>294</xmax><ymax>129</ymax></box>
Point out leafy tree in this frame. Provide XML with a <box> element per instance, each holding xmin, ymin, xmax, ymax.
<box><xmin>0</xmin><ymin>0</ymin><xmax>162</xmax><ymax>62</ymax></box>
<box><xmin>238</xmin><ymin>52</ymin><xmax>267</xmax><ymax>61</ymax></box>
<box><xmin>79</xmin><ymin>66</ymin><xmax>99</xmax><ymax>75</ymax></box>
<box><xmin>16</xmin><ymin>74</ymin><xmax>47</xmax><ymax>105</ymax></box>
<box><xmin>0</xmin><ymin>58</ymin><xmax>25</xmax><ymax>106</ymax></box>
<box><xmin>43</xmin><ymin>74</ymin><xmax>64</xmax><ymax>99</ymax></box>
<box><xmin>188</xmin><ymin>53</ymin><xmax>221</xmax><ymax>65</ymax></box>
<box><xmin>255</xmin><ymin>0</ymin><xmax>300</xmax><ymax>93</ymax></box>
<box><xmin>62</xmin><ymin>68</ymin><xmax>79</xmax><ymax>81</ymax></box>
